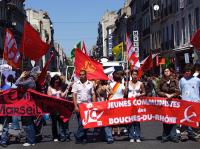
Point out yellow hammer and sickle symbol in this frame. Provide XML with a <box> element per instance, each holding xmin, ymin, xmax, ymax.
<box><xmin>83</xmin><ymin>61</ymin><xmax>96</xmax><ymax>73</ymax></box>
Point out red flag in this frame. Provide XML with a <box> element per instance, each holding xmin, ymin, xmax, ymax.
<box><xmin>137</xmin><ymin>53</ymin><xmax>153</xmax><ymax>79</ymax></box>
<box><xmin>126</xmin><ymin>34</ymin><xmax>140</xmax><ymax>69</ymax></box>
<box><xmin>141</xmin><ymin>52</ymin><xmax>153</xmax><ymax>72</ymax></box>
<box><xmin>191</xmin><ymin>28</ymin><xmax>200</xmax><ymax>50</ymax></box>
<box><xmin>37</xmin><ymin>54</ymin><xmax>54</xmax><ymax>85</ymax></box>
<box><xmin>20</xmin><ymin>22</ymin><xmax>50</xmax><ymax>61</ymax></box>
<box><xmin>82</xmin><ymin>41</ymin><xmax>87</xmax><ymax>55</ymax></box>
<box><xmin>126</xmin><ymin>34</ymin><xmax>134</xmax><ymax>58</ymax></box>
<box><xmin>156</xmin><ymin>55</ymin><xmax>159</xmax><ymax>66</ymax></box>
<box><xmin>3</xmin><ymin>28</ymin><xmax>21</xmax><ymax>68</ymax></box>
<box><xmin>129</xmin><ymin>52</ymin><xmax>140</xmax><ymax>70</ymax></box>
<box><xmin>75</xmin><ymin>49</ymin><xmax>108</xmax><ymax>80</ymax></box>
<box><xmin>137</xmin><ymin>67</ymin><xmax>143</xmax><ymax>79</ymax></box>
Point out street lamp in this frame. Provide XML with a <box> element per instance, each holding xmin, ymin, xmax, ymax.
<box><xmin>153</xmin><ymin>4</ymin><xmax>160</xmax><ymax>11</ymax></box>
<box><xmin>124</xmin><ymin>15</ymin><xmax>128</xmax><ymax>20</ymax></box>
<box><xmin>152</xmin><ymin>3</ymin><xmax>162</xmax><ymax>76</ymax></box>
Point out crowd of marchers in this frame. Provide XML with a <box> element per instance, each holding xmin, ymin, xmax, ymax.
<box><xmin>0</xmin><ymin>63</ymin><xmax>200</xmax><ymax>147</ymax></box>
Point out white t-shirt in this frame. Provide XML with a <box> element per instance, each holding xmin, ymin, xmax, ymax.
<box><xmin>109</xmin><ymin>81</ymin><xmax>125</xmax><ymax>100</ymax></box>
<box><xmin>128</xmin><ymin>81</ymin><xmax>142</xmax><ymax>98</ymax></box>
<box><xmin>72</xmin><ymin>80</ymin><xmax>94</xmax><ymax>104</ymax></box>
<box><xmin>179</xmin><ymin>77</ymin><xmax>200</xmax><ymax>102</ymax></box>
<box><xmin>48</xmin><ymin>86</ymin><xmax>61</xmax><ymax>98</ymax></box>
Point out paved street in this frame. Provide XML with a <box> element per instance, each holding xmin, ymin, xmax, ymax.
<box><xmin>7</xmin><ymin>113</ymin><xmax>200</xmax><ymax>149</ymax></box>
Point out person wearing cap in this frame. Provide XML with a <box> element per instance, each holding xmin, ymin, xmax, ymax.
<box><xmin>15</xmin><ymin>66</ymin><xmax>41</xmax><ymax>90</ymax></box>
<box><xmin>15</xmin><ymin>66</ymin><xmax>41</xmax><ymax>147</ymax></box>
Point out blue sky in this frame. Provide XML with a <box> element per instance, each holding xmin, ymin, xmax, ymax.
<box><xmin>25</xmin><ymin>0</ymin><xmax>125</xmax><ymax>57</ymax></box>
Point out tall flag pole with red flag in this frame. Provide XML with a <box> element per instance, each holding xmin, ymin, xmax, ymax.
<box><xmin>191</xmin><ymin>28</ymin><xmax>200</xmax><ymax>50</ymax></box>
<box><xmin>37</xmin><ymin>53</ymin><xmax>54</xmax><ymax>86</ymax></box>
<box><xmin>75</xmin><ymin>48</ymin><xmax>108</xmax><ymax>80</ymax></box>
<box><xmin>3</xmin><ymin>28</ymin><xmax>21</xmax><ymax>69</ymax></box>
<box><xmin>137</xmin><ymin>52</ymin><xmax>153</xmax><ymax>78</ymax></box>
<box><xmin>20</xmin><ymin>22</ymin><xmax>50</xmax><ymax>61</ymax></box>
<box><xmin>126</xmin><ymin>34</ymin><xmax>140</xmax><ymax>70</ymax></box>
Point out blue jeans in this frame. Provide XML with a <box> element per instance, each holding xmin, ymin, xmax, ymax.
<box><xmin>0</xmin><ymin>117</ymin><xmax>9</xmax><ymax>144</ymax></box>
<box><xmin>51</xmin><ymin>113</ymin><xmax>59</xmax><ymax>139</ymax></box>
<box><xmin>59</xmin><ymin>121</ymin><xmax>70</xmax><ymax>141</ymax></box>
<box><xmin>104</xmin><ymin>127</ymin><xmax>113</xmax><ymax>141</ymax></box>
<box><xmin>186</xmin><ymin>127</ymin><xmax>196</xmax><ymax>137</ymax></box>
<box><xmin>24</xmin><ymin>123</ymin><xmax>35</xmax><ymax>144</ymax></box>
<box><xmin>162</xmin><ymin>124</ymin><xmax>177</xmax><ymax>140</ymax></box>
<box><xmin>75</xmin><ymin>113</ymin><xmax>88</xmax><ymax>140</ymax></box>
<box><xmin>129</xmin><ymin>122</ymin><xmax>141</xmax><ymax>139</ymax></box>
<box><xmin>11</xmin><ymin>116</ymin><xmax>20</xmax><ymax>130</ymax></box>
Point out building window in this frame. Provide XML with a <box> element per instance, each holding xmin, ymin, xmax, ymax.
<box><xmin>169</xmin><ymin>0</ymin><xmax>173</xmax><ymax>14</ymax></box>
<box><xmin>175</xmin><ymin>0</ymin><xmax>179</xmax><ymax>12</ymax></box>
<box><xmin>195</xmin><ymin>7</ymin><xmax>200</xmax><ymax>29</ymax></box>
<box><xmin>142</xmin><ymin>13</ymin><xmax>150</xmax><ymax>30</ymax></box>
<box><xmin>182</xmin><ymin>17</ymin><xmax>186</xmax><ymax>44</ymax></box>
<box><xmin>176</xmin><ymin>21</ymin><xmax>180</xmax><ymax>46</ymax></box>
<box><xmin>180</xmin><ymin>0</ymin><xmax>185</xmax><ymax>9</ymax></box>
<box><xmin>0</xmin><ymin>34</ymin><xmax>3</xmax><ymax>50</ymax></box>
<box><xmin>188</xmin><ymin>14</ymin><xmax>192</xmax><ymax>38</ymax></box>
<box><xmin>166</xmin><ymin>26</ymin><xmax>169</xmax><ymax>49</ymax></box>
<box><xmin>156</xmin><ymin>31</ymin><xmax>160</xmax><ymax>49</ymax></box>
<box><xmin>143</xmin><ymin>0</ymin><xmax>148</xmax><ymax>5</ymax></box>
<box><xmin>159</xmin><ymin>30</ymin><xmax>161</xmax><ymax>49</ymax></box>
<box><xmin>162</xmin><ymin>27</ymin><xmax>165</xmax><ymax>50</ymax></box>
<box><xmin>0</xmin><ymin>7</ymin><xmax>5</xmax><ymax>20</ymax></box>
<box><xmin>171</xmin><ymin>24</ymin><xmax>174</xmax><ymax>48</ymax></box>
<box><xmin>187</xmin><ymin>0</ymin><xmax>193</xmax><ymax>5</ymax></box>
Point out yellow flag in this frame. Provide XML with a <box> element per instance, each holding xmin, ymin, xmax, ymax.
<box><xmin>112</xmin><ymin>42</ymin><xmax>123</xmax><ymax>61</ymax></box>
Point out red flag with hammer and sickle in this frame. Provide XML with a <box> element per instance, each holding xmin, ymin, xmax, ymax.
<box><xmin>75</xmin><ymin>48</ymin><xmax>108</xmax><ymax>80</ymax></box>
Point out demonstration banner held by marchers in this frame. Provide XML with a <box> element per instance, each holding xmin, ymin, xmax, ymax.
<box><xmin>79</xmin><ymin>97</ymin><xmax>200</xmax><ymax>128</ymax></box>
<box><xmin>0</xmin><ymin>89</ymin><xmax>74</xmax><ymax>122</ymax></box>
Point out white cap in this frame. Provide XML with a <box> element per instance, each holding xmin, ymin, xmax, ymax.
<box><xmin>30</xmin><ymin>66</ymin><xmax>41</xmax><ymax>77</ymax></box>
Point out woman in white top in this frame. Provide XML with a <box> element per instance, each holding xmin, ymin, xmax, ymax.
<box><xmin>108</xmin><ymin>71</ymin><xmax>125</xmax><ymax>137</ymax></box>
<box><xmin>128</xmin><ymin>70</ymin><xmax>145</xmax><ymax>143</ymax></box>
<box><xmin>109</xmin><ymin>71</ymin><xmax>125</xmax><ymax>100</ymax></box>
<box><xmin>47</xmin><ymin>75</ymin><xmax>69</xmax><ymax>142</ymax></box>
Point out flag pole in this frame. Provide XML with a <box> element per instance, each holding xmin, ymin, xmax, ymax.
<box><xmin>125</xmin><ymin>33</ymin><xmax>129</xmax><ymax>97</ymax></box>
<box><xmin>21</xmin><ymin>22</ymin><xmax>25</xmax><ymax>72</ymax></box>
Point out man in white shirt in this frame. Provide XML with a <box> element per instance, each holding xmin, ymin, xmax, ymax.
<box><xmin>179</xmin><ymin>64</ymin><xmax>200</xmax><ymax>141</ymax></box>
<box><xmin>72</xmin><ymin>70</ymin><xmax>96</xmax><ymax>144</ymax></box>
